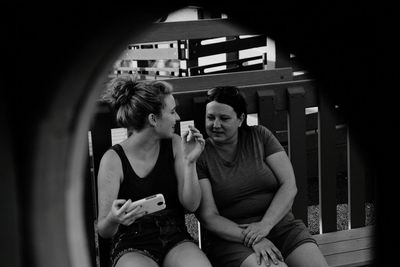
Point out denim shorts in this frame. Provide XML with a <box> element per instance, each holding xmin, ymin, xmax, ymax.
<box><xmin>202</xmin><ymin>212</ymin><xmax>317</xmax><ymax>267</ymax></box>
<box><xmin>110</xmin><ymin>209</ymin><xmax>195</xmax><ymax>266</ymax></box>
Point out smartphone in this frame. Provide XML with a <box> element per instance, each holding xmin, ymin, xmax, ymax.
<box><xmin>128</xmin><ymin>194</ymin><xmax>166</xmax><ymax>215</ymax></box>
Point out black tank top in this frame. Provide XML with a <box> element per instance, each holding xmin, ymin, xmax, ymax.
<box><xmin>111</xmin><ymin>139</ymin><xmax>183</xmax><ymax>214</ymax></box>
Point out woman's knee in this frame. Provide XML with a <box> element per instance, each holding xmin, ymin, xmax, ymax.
<box><xmin>285</xmin><ymin>242</ymin><xmax>328</xmax><ymax>267</ymax></box>
<box><xmin>164</xmin><ymin>241</ymin><xmax>211</xmax><ymax>267</ymax></box>
<box><xmin>240</xmin><ymin>253</ymin><xmax>287</xmax><ymax>267</ymax></box>
<box><xmin>115</xmin><ymin>251</ymin><xmax>159</xmax><ymax>267</ymax></box>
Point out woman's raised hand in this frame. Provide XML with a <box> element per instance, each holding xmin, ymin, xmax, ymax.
<box><xmin>109</xmin><ymin>199</ymin><xmax>147</xmax><ymax>226</ymax></box>
<box><xmin>182</xmin><ymin>125</ymin><xmax>205</xmax><ymax>163</ymax></box>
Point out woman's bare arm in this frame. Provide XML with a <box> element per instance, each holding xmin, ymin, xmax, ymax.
<box><xmin>197</xmin><ymin>179</ymin><xmax>245</xmax><ymax>243</ymax></box>
<box><xmin>173</xmin><ymin>129</ymin><xmax>204</xmax><ymax>212</ymax></box>
<box><xmin>241</xmin><ymin>151</ymin><xmax>297</xmax><ymax>245</ymax></box>
<box><xmin>96</xmin><ymin>150</ymin><xmax>124</xmax><ymax>238</ymax></box>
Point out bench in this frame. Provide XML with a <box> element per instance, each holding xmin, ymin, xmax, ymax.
<box><xmin>85</xmin><ymin>16</ymin><xmax>375</xmax><ymax>267</ymax></box>
<box><xmin>314</xmin><ymin>226</ymin><xmax>374</xmax><ymax>267</ymax></box>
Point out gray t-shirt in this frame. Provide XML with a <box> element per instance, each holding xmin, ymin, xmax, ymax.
<box><xmin>197</xmin><ymin>125</ymin><xmax>285</xmax><ymax>223</ymax></box>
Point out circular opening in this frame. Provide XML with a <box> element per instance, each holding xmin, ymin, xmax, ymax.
<box><xmin>23</xmin><ymin>4</ymin><xmax>376</xmax><ymax>267</ymax></box>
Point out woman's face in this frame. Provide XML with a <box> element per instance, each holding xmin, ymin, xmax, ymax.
<box><xmin>155</xmin><ymin>94</ymin><xmax>180</xmax><ymax>138</ymax></box>
<box><xmin>205</xmin><ymin>101</ymin><xmax>243</xmax><ymax>144</ymax></box>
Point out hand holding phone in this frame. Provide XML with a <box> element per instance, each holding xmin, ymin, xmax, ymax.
<box><xmin>128</xmin><ymin>194</ymin><xmax>166</xmax><ymax>215</ymax></box>
<box><xmin>112</xmin><ymin>199</ymin><xmax>147</xmax><ymax>226</ymax></box>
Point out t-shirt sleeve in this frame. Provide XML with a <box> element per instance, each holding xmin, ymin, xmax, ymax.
<box><xmin>255</xmin><ymin>125</ymin><xmax>285</xmax><ymax>157</ymax></box>
<box><xmin>196</xmin><ymin>154</ymin><xmax>210</xmax><ymax>180</ymax></box>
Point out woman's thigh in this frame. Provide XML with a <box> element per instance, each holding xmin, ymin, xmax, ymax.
<box><xmin>285</xmin><ymin>242</ymin><xmax>328</xmax><ymax>267</ymax></box>
<box><xmin>115</xmin><ymin>251</ymin><xmax>159</xmax><ymax>267</ymax></box>
<box><xmin>240</xmin><ymin>253</ymin><xmax>287</xmax><ymax>267</ymax></box>
<box><xmin>163</xmin><ymin>241</ymin><xmax>212</xmax><ymax>267</ymax></box>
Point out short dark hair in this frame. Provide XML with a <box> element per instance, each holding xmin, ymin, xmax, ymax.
<box><xmin>207</xmin><ymin>86</ymin><xmax>248</xmax><ymax>128</ymax></box>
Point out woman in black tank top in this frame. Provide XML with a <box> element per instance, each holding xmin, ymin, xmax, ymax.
<box><xmin>96</xmin><ymin>75</ymin><xmax>212</xmax><ymax>267</ymax></box>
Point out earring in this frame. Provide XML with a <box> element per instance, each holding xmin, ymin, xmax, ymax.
<box><xmin>148</xmin><ymin>113</ymin><xmax>157</xmax><ymax>127</ymax></box>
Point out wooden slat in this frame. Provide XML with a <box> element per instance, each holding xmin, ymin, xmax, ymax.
<box><xmin>186</xmin><ymin>40</ymin><xmax>201</xmax><ymax>68</ymax></box>
<box><xmin>318</xmin><ymin>93</ymin><xmax>337</xmax><ymax>233</ymax></box>
<box><xmin>318</xmin><ymin>237</ymin><xmax>373</xmax><ymax>256</ymax></box>
<box><xmin>188</xmin><ymin>35</ymin><xmax>267</xmax><ymax>58</ymax></box>
<box><xmin>347</xmin><ymin>125</ymin><xmax>366</xmax><ymax>228</ymax></box>
<box><xmin>127</xmin><ymin>41</ymin><xmax>176</xmax><ymax>48</ymax></box>
<box><xmin>111</xmin><ymin>73</ymin><xmax>180</xmax><ymax>80</ymax></box>
<box><xmin>191</xmin><ymin>62</ymin><xmax>264</xmax><ymax>76</ymax></box>
<box><xmin>306</xmin><ymin>125</ymin><xmax>348</xmax><ymax>179</ymax></box>
<box><xmin>168</xmin><ymin>68</ymin><xmax>293</xmax><ymax>93</ymax></box>
<box><xmin>275</xmin><ymin>40</ymin><xmax>291</xmax><ymax>68</ymax></box>
<box><xmin>257</xmin><ymin>90</ymin><xmax>276</xmax><ymax>134</ymax></box>
<box><xmin>287</xmin><ymin>87</ymin><xmax>308</xmax><ymax>225</ymax></box>
<box><xmin>122</xmin><ymin>47</ymin><xmax>179</xmax><ymax>60</ymax></box>
<box><xmin>226</xmin><ymin>36</ymin><xmax>239</xmax><ymax>68</ymax></box>
<box><xmin>313</xmin><ymin>226</ymin><xmax>374</xmax><ymax>244</ymax></box>
<box><xmin>116</xmin><ymin>66</ymin><xmax>180</xmax><ymax>73</ymax></box>
<box><xmin>129</xmin><ymin>19</ymin><xmax>260</xmax><ymax>44</ymax></box>
<box><xmin>192</xmin><ymin>96</ymin><xmax>208</xmax><ymax>137</ymax></box>
<box><xmin>189</xmin><ymin>55</ymin><xmax>263</xmax><ymax>75</ymax></box>
<box><xmin>323</xmin><ymin>248</ymin><xmax>374</xmax><ymax>267</ymax></box>
<box><xmin>314</xmin><ymin>226</ymin><xmax>375</xmax><ymax>267</ymax></box>
<box><xmin>273</xmin><ymin>111</ymin><xmax>287</xmax><ymax>131</ymax></box>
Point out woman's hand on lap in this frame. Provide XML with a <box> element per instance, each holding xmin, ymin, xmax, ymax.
<box><xmin>239</xmin><ymin>221</ymin><xmax>272</xmax><ymax>247</ymax></box>
<box><xmin>251</xmin><ymin>238</ymin><xmax>284</xmax><ymax>266</ymax></box>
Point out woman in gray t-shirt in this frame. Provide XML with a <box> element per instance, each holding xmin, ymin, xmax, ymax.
<box><xmin>196</xmin><ymin>86</ymin><xmax>328</xmax><ymax>267</ymax></box>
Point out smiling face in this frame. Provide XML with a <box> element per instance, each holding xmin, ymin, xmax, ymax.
<box><xmin>154</xmin><ymin>94</ymin><xmax>180</xmax><ymax>138</ymax></box>
<box><xmin>205</xmin><ymin>101</ymin><xmax>244</xmax><ymax>145</ymax></box>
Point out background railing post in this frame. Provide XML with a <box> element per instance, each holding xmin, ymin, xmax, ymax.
<box><xmin>193</xmin><ymin>96</ymin><xmax>208</xmax><ymax>137</ymax></box>
<box><xmin>347</xmin><ymin>125</ymin><xmax>366</xmax><ymax>228</ymax></box>
<box><xmin>318</xmin><ymin>94</ymin><xmax>337</xmax><ymax>233</ymax></box>
<box><xmin>287</xmin><ymin>87</ymin><xmax>308</xmax><ymax>226</ymax></box>
<box><xmin>257</xmin><ymin>89</ymin><xmax>276</xmax><ymax>135</ymax></box>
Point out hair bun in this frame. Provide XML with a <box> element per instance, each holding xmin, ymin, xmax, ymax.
<box><xmin>113</xmin><ymin>82</ymin><xmax>133</xmax><ymax>106</ymax></box>
<box><xmin>103</xmin><ymin>75</ymin><xmax>138</xmax><ymax>107</ymax></box>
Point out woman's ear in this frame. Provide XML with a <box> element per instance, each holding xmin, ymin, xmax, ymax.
<box><xmin>148</xmin><ymin>113</ymin><xmax>157</xmax><ymax>127</ymax></box>
<box><xmin>238</xmin><ymin>113</ymin><xmax>245</xmax><ymax>127</ymax></box>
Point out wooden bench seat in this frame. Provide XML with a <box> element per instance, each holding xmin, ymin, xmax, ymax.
<box><xmin>197</xmin><ymin>225</ymin><xmax>374</xmax><ymax>267</ymax></box>
<box><xmin>314</xmin><ymin>226</ymin><xmax>375</xmax><ymax>267</ymax></box>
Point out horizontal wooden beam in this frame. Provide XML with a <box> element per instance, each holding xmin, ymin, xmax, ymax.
<box><xmin>189</xmin><ymin>35</ymin><xmax>266</xmax><ymax>58</ymax></box>
<box><xmin>122</xmin><ymin>47</ymin><xmax>179</xmax><ymax>60</ymax></box>
<box><xmin>126</xmin><ymin>19</ymin><xmax>260</xmax><ymax>44</ymax></box>
<box><xmin>313</xmin><ymin>226</ymin><xmax>374</xmax><ymax>244</ymax></box>
<box><xmin>115</xmin><ymin>66</ymin><xmax>180</xmax><ymax>72</ymax></box>
<box><xmin>168</xmin><ymin>68</ymin><xmax>293</xmax><ymax>92</ymax></box>
<box><xmin>318</xmin><ymin>237</ymin><xmax>373</xmax><ymax>256</ymax></box>
<box><xmin>324</xmin><ymin>249</ymin><xmax>374</xmax><ymax>267</ymax></box>
<box><xmin>189</xmin><ymin>55</ymin><xmax>263</xmax><ymax>74</ymax></box>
